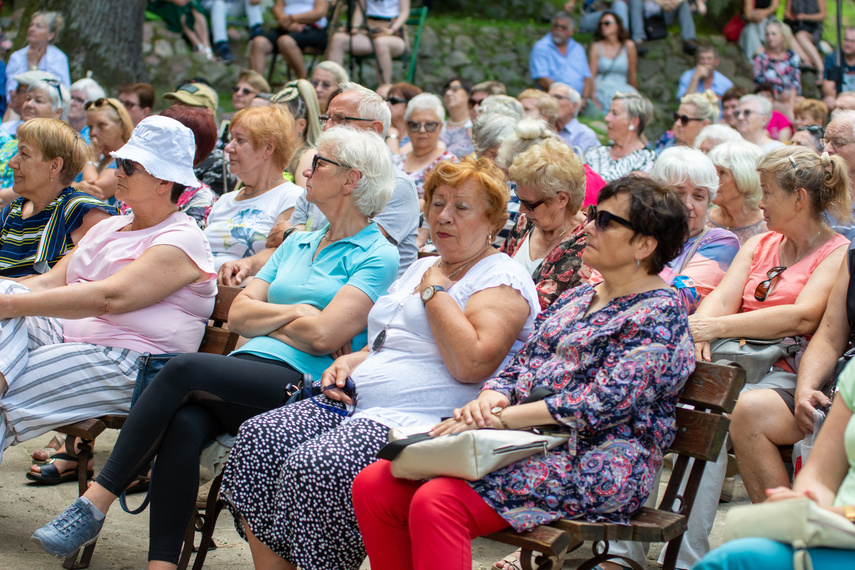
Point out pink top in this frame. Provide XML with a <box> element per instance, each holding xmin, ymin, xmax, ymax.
<box><xmin>766</xmin><ymin>110</ymin><xmax>792</xmax><ymax>141</ymax></box>
<box><xmin>583</xmin><ymin>165</ymin><xmax>605</xmax><ymax>207</ymax></box>
<box><xmin>61</xmin><ymin>213</ymin><xmax>217</xmax><ymax>354</ymax></box>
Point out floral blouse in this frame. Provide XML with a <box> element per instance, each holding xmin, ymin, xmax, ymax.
<box><xmin>119</xmin><ymin>183</ymin><xmax>218</xmax><ymax>230</ymax></box>
<box><xmin>439</xmin><ymin>122</ymin><xmax>474</xmax><ymax>158</ymax></box>
<box><xmin>470</xmin><ymin>284</ymin><xmax>694</xmax><ymax>531</ymax></box>
<box><xmin>501</xmin><ymin>214</ymin><xmax>590</xmax><ymax>310</ymax></box>
<box><xmin>753</xmin><ymin>50</ymin><xmax>802</xmax><ymax>95</ymax></box>
<box><xmin>392</xmin><ymin>150</ymin><xmax>457</xmax><ymax>198</ymax></box>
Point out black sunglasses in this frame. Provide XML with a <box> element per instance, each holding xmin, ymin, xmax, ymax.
<box><xmin>468</xmin><ymin>97</ymin><xmax>486</xmax><ymax>108</ymax></box>
<box><xmin>673</xmin><ymin>113</ymin><xmax>705</xmax><ymax>126</ymax></box>
<box><xmin>586</xmin><ymin>205</ymin><xmax>636</xmax><ymax>232</ymax></box>
<box><xmin>311</xmin><ymin>153</ymin><xmax>344</xmax><ymax>173</ymax></box>
<box><xmin>518</xmin><ymin>196</ymin><xmax>545</xmax><ymax>211</ymax></box>
<box><xmin>407</xmin><ymin>121</ymin><xmax>440</xmax><ymax>133</ymax></box>
<box><xmin>232</xmin><ymin>86</ymin><xmax>256</xmax><ymax>96</ymax></box>
<box><xmin>84</xmin><ymin>97</ymin><xmax>116</xmax><ymax>111</ymax></box>
<box><xmin>796</xmin><ymin>124</ymin><xmax>824</xmax><ymax>137</ymax></box>
<box><xmin>386</xmin><ymin>96</ymin><xmax>407</xmax><ymax>105</ymax></box>
<box><xmin>115</xmin><ymin>157</ymin><xmax>139</xmax><ymax>177</ymax></box>
<box><xmin>41</xmin><ymin>78</ymin><xmax>63</xmax><ymax>103</ymax></box>
<box><xmin>754</xmin><ymin>266</ymin><xmax>786</xmax><ymax>301</ymax></box>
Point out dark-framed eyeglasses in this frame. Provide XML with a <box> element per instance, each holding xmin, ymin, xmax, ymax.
<box><xmin>232</xmin><ymin>86</ymin><xmax>256</xmax><ymax>96</ymax></box>
<box><xmin>319</xmin><ymin>114</ymin><xmax>374</xmax><ymax>126</ymax></box>
<box><xmin>586</xmin><ymin>205</ymin><xmax>636</xmax><ymax>232</ymax></box>
<box><xmin>311</xmin><ymin>79</ymin><xmax>335</xmax><ymax>90</ymax></box>
<box><xmin>407</xmin><ymin>120</ymin><xmax>440</xmax><ymax>133</ymax></box>
<box><xmin>311</xmin><ymin>153</ymin><xmax>345</xmax><ymax>173</ymax></box>
<box><xmin>115</xmin><ymin>157</ymin><xmax>140</xmax><ymax>177</ymax></box>
<box><xmin>310</xmin><ymin>377</ymin><xmax>358</xmax><ymax>417</ymax></box>
<box><xmin>518</xmin><ymin>196</ymin><xmax>546</xmax><ymax>211</ymax></box>
<box><xmin>754</xmin><ymin>265</ymin><xmax>787</xmax><ymax>301</ymax></box>
<box><xmin>386</xmin><ymin>96</ymin><xmax>407</xmax><ymax>105</ymax></box>
<box><xmin>673</xmin><ymin>113</ymin><xmax>705</xmax><ymax>126</ymax></box>
<box><xmin>119</xmin><ymin>99</ymin><xmax>139</xmax><ymax>110</ymax></box>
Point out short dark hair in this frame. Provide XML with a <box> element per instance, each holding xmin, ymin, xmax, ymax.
<box><xmin>442</xmin><ymin>77</ymin><xmax>473</xmax><ymax>95</ymax></box>
<box><xmin>597</xmin><ymin>175</ymin><xmax>689</xmax><ymax>274</ymax></box>
<box><xmin>722</xmin><ymin>85</ymin><xmax>750</xmax><ymax>104</ymax></box>
<box><xmin>118</xmin><ymin>82</ymin><xmax>155</xmax><ymax>109</ymax></box>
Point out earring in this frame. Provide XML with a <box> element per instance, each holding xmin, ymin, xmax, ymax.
<box><xmin>636</xmin><ymin>259</ymin><xmax>640</xmax><ymax>268</ymax></box>
<box><xmin>628</xmin><ymin>125</ymin><xmax>635</xmax><ymax>131</ymax></box>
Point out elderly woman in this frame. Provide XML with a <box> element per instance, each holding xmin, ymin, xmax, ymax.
<box><xmin>0</xmin><ymin>116</ymin><xmax>216</xmax><ymax>481</ymax></box>
<box><xmin>327</xmin><ymin>0</ymin><xmax>409</xmax><ymax>85</ymax></box>
<box><xmin>271</xmin><ymin>79</ymin><xmax>322</xmax><ymax>188</ymax></box>
<box><xmin>353</xmin><ymin>175</ymin><xmax>695</xmax><ymax>570</ymax></box>
<box><xmin>654</xmin><ymin>146</ymin><xmax>740</xmax><ymax>314</ymax></box>
<box><xmin>384</xmin><ymin>82</ymin><xmax>423</xmax><ymax>154</ymax></box>
<box><xmin>204</xmin><ymin>106</ymin><xmax>302</xmax><ymax>270</ymax></box>
<box><xmin>471</xmin><ymin>112</ymin><xmax>516</xmax><ymax>163</ymax></box>
<box><xmin>4</xmin><ymin>11</ymin><xmax>70</xmax><ymax>106</ymax></box>
<box><xmin>706</xmin><ymin>141</ymin><xmax>767</xmax><ymax>244</ymax></box>
<box><xmin>0</xmin><ymin>119</ymin><xmax>114</xmax><ymax>279</ymax></box>
<box><xmin>479</xmin><ymin>94</ymin><xmax>525</xmax><ymax>119</ymax></box>
<box><xmin>789</xmin><ymin>124</ymin><xmax>824</xmax><ymax>153</ymax></box>
<box><xmin>67</xmin><ymin>77</ymin><xmax>106</xmax><ymax>141</ymax></box>
<box><xmin>76</xmin><ymin>98</ymin><xmax>134</xmax><ymax>203</ymax></box>
<box><xmin>501</xmin><ymin>138</ymin><xmax>590</xmax><ymax>309</ymax></box>
<box><xmin>694</xmin><ymin>123</ymin><xmax>744</xmax><ymax>154</ymax></box>
<box><xmin>440</xmin><ymin>77</ymin><xmax>475</xmax><ymax>158</ymax></box>
<box><xmin>219</xmin><ymin>155</ymin><xmax>539</xmax><ymax>570</ymax></box>
<box><xmin>584</xmin><ymin>91</ymin><xmax>657</xmax><ymax>181</ymax></box>
<box><xmin>311</xmin><ymin>60</ymin><xmax>349</xmax><ymax>113</ymax></box>
<box><xmin>673</xmin><ymin>90</ymin><xmax>720</xmax><ymax>148</ymax></box>
<box><xmin>736</xmin><ymin>94</ymin><xmax>786</xmax><ymax>153</ymax></box>
<box><xmin>33</xmin><ymin>126</ymin><xmax>401</xmax><ymax>563</ymax></box>
<box><xmin>681</xmin><ymin>147</ymin><xmax>851</xmax><ymax>568</ymax></box>
<box><xmin>232</xmin><ymin>69</ymin><xmax>271</xmax><ymax>113</ymax></box>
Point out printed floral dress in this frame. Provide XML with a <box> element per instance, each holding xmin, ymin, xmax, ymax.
<box><xmin>471</xmin><ymin>283</ymin><xmax>695</xmax><ymax>531</ymax></box>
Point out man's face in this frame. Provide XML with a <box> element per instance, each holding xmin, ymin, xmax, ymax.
<box><xmin>11</xmin><ymin>85</ymin><xmax>27</xmax><ymax>115</ymax></box>
<box><xmin>722</xmin><ymin>98</ymin><xmax>740</xmax><ymax>128</ymax></box>
<box><xmin>843</xmin><ymin>30</ymin><xmax>855</xmax><ymax>57</ymax></box>
<box><xmin>118</xmin><ymin>91</ymin><xmax>148</xmax><ymax>126</ymax></box>
<box><xmin>823</xmin><ymin>118</ymin><xmax>855</xmax><ymax>180</ymax></box>
<box><xmin>548</xmin><ymin>85</ymin><xmax>576</xmax><ymax>121</ymax></box>
<box><xmin>697</xmin><ymin>51</ymin><xmax>718</xmax><ymax>69</ymax></box>
<box><xmin>551</xmin><ymin>18</ymin><xmax>572</xmax><ymax>45</ymax></box>
<box><xmin>325</xmin><ymin>91</ymin><xmax>383</xmax><ymax>136</ymax></box>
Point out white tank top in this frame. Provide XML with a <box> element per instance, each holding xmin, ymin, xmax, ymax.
<box><xmin>284</xmin><ymin>0</ymin><xmax>327</xmax><ymax>28</ymax></box>
<box><xmin>513</xmin><ymin>231</ymin><xmax>543</xmax><ymax>276</ymax></box>
<box><xmin>365</xmin><ymin>0</ymin><xmax>400</xmax><ymax>19</ymax></box>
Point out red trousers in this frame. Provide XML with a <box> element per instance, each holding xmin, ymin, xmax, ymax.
<box><xmin>353</xmin><ymin>460</ymin><xmax>510</xmax><ymax>570</ymax></box>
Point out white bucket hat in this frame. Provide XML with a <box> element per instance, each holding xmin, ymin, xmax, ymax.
<box><xmin>111</xmin><ymin>115</ymin><xmax>198</xmax><ymax>187</ymax></box>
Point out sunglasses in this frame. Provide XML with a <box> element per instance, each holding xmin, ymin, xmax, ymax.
<box><xmin>407</xmin><ymin>121</ymin><xmax>440</xmax><ymax>132</ymax></box>
<box><xmin>468</xmin><ymin>97</ymin><xmax>488</xmax><ymax>108</ymax></box>
<box><xmin>311</xmin><ymin>153</ymin><xmax>344</xmax><ymax>173</ymax></box>
<box><xmin>518</xmin><ymin>196</ymin><xmax>545</xmax><ymax>211</ymax></box>
<box><xmin>311</xmin><ymin>377</ymin><xmax>358</xmax><ymax>417</ymax></box>
<box><xmin>586</xmin><ymin>205</ymin><xmax>636</xmax><ymax>232</ymax></box>
<box><xmin>673</xmin><ymin>113</ymin><xmax>705</xmax><ymax>126</ymax></box>
<box><xmin>84</xmin><ymin>97</ymin><xmax>121</xmax><ymax>112</ymax></box>
<box><xmin>386</xmin><ymin>96</ymin><xmax>407</xmax><ymax>105</ymax></box>
<box><xmin>232</xmin><ymin>86</ymin><xmax>256</xmax><ymax>96</ymax></box>
<box><xmin>600</xmin><ymin>20</ymin><xmax>616</xmax><ymax>27</ymax></box>
<box><xmin>115</xmin><ymin>157</ymin><xmax>140</xmax><ymax>177</ymax></box>
<box><xmin>735</xmin><ymin>109</ymin><xmax>756</xmax><ymax>119</ymax></box>
<box><xmin>754</xmin><ymin>266</ymin><xmax>786</xmax><ymax>301</ymax></box>
<box><xmin>796</xmin><ymin>124</ymin><xmax>823</xmax><ymax>137</ymax></box>
<box><xmin>311</xmin><ymin>79</ymin><xmax>335</xmax><ymax>90</ymax></box>
<box><xmin>319</xmin><ymin>114</ymin><xmax>374</xmax><ymax>126</ymax></box>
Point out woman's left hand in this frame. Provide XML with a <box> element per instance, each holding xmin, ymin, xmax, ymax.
<box><xmin>417</xmin><ymin>260</ymin><xmax>453</xmax><ymax>298</ymax></box>
<box><xmin>430</xmin><ymin>391</ymin><xmax>511</xmax><ymax>436</ymax></box>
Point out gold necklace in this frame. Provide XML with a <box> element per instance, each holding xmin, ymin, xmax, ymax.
<box><xmin>240</xmin><ymin>177</ymin><xmax>284</xmax><ymax>199</ymax></box>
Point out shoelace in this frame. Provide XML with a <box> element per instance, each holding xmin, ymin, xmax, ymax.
<box><xmin>53</xmin><ymin>503</ymin><xmax>92</xmax><ymax>535</ymax></box>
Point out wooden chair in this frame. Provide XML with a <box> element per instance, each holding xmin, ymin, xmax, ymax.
<box><xmin>485</xmin><ymin>360</ymin><xmax>746</xmax><ymax>570</ymax></box>
<box><xmin>54</xmin><ymin>285</ymin><xmax>242</xmax><ymax>570</ymax></box>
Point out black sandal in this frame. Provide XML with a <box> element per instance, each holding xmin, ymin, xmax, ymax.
<box><xmin>25</xmin><ymin>453</ymin><xmax>94</xmax><ymax>485</ymax></box>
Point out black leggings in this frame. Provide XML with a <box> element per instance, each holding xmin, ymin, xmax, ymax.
<box><xmin>94</xmin><ymin>352</ymin><xmax>303</xmax><ymax>564</ymax></box>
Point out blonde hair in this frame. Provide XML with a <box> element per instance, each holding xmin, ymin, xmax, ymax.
<box><xmin>756</xmin><ymin>146</ymin><xmax>852</xmax><ymax>223</ymax></box>
<box><xmin>766</xmin><ymin>20</ymin><xmax>794</xmax><ymax>51</ymax></box>
<box><xmin>230</xmin><ymin>106</ymin><xmax>297</xmax><ymax>172</ymax></box>
<box><xmin>509</xmin><ymin>138</ymin><xmax>586</xmax><ymax>215</ymax></box>
<box><xmin>315</xmin><ymin>60</ymin><xmax>349</xmax><ymax>85</ymax></box>
<box><xmin>681</xmin><ymin>89</ymin><xmax>719</xmax><ymax>123</ymax></box>
<box><xmin>86</xmin><ymin>97</ymin><xmax>134</xmax><ymax>143</ymax></box>
<box><xmin>237</xmin><ymin>69</ymin><xmax>271</xmax><ymax>95</ymax></box>
<box><xmin>496</xmin><ymin>118</ymin><xmax>558</xmax><ymax>170</ymax></box>
<box><xmin>18</xmin><ymin>118</ymin><xmax>90</xmax><ymax>186</ymax></box>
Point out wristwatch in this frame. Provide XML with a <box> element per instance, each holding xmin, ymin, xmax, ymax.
<box><xmin>421</xmin><ymin>285</ymin><xmax>445</xmax><ymax>304</ymax></box>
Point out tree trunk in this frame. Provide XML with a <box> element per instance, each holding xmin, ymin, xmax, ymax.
<box><xmin>16</xmin><ymin>0</ymin><xmax>148</xmax><ymax>89</ymax></box>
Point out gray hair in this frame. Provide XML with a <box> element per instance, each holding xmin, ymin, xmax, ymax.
<box><xmin>472</xmin><ymin>113</ymin><xmax>517</xmax><ymax>156</ymax></box>
<box><xmin>404</xmin><ymin>93</ymin><xmax>445</xmax><ymax>123</ymax></box>
<box><xmin>694</xmin><ymin>124</ymin><xmax>744</xmax><ymax>150</ymax></box>
<box><xmin>318</xmin><ymin>126</ymin><xmax>395</xmax><ymax>217</ymax></box>
<box><xmin>315</xmin><ymin>60</ymin><xmax>349</xmax><ymax>85</ymax></box>
<box><xmin>338</xmin><ymin>81</ymin><xmax>391</xmax><ymax>138</ymax></box>
<box><xmin>478</xmin><ymin>95</ymin><xmax>524</xmax><ymax>120</ymax></box>
<box><xmin>28</xmin><ymin>80</ymin><xmax>70</xmax><ymax>122</ymax></box>
<box><xmin>829</xmin><ymin>109</ymin><xmax>855</xmax><ymax>137</ymax></box>
<box><xmin>69</xmin><ymin>77</ymin><xmax>106</xmax><ymax>102</ymax></box>
<box><xmin>740</xmin><ymin>94</ymin><xmax>772</xmax><ymax>117</ymax></box>
<box><xmin>613</xmin><ymin>91</ymin><xmax>653</xmax><ymax>135</ymax></box>
<box><xmin>552</xmin><ymin>11</ymin><xmax>574</xmax><ymax>25</ymax></box>
<box><xmin>496</xmin><ymin>117</ymin><xmax>559</xmax><ymax>170</ymax></box>
<box><xmin>707</xmin><ymin>141</ymin><xmax>763</xmax><ymax>208</ymax></box>
<box><xmin>550</xmin><ymin>82</ymin><xmax>582</xmax><ymax>105</ymax></box>
<box><xmin>651</xmin><ymin>146</ymin><xmax>719</xmax><ymax>201</ymax></box>
<box><xmin>33</xmin><ymin>11</ymin><xmax>64</xmax><ymax>37</ymax></box>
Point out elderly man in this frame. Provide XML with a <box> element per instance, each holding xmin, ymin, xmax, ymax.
<box><xmin>822</xmin><ymin>27</ymin><xmax>855</xmax><ymax>111</ymax></box>
<box><xmin>529</xmin><ymin>12</ymin><xmax>593</xmax><ymax>102</ymax></box>
<box><xmin>549</xmin><ymin>82</ymin><xmax>598</xmax><ymax>154</ymax></box>
<box><xmin>825</xmin><ymin>110</ymin><xmax>855</xmax><ymax>194</ymax></box>
<box><xmin>836</xmin><ymin>92</ymin><xmax>855</xmax><ymax>112</ymax></box>
<box><xmin>677</xmin><ymin>46</ymin><xmax>734</xmax><ymax>100</ymax></box>
<box><xmin>218</xmin><ymin>82</ymin><xmax>419</xmax><ymax>284</ymax></box>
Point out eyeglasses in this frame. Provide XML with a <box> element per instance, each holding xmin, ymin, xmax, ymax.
<box><xmin>468</xmin><ymin>97</ymin><xmax>486</xmax><ymax>108</ymax></box>
<box><xmin>319</xmin><ymin>114</ymin><xmax>374</xmax><ymax>126</ymax></box>
<box><xmin>386</xmin><ymin>96</ymin><xmax>407</xmax><ymax>105</ymax></box>
<box><xmin>754</xmin><ymin>265</ymin><xmax>787</xmax><ymax>301</ymax></box>
<box><xmin>115</xmin><ymin>158</ymin><xmax>140</xmax><ymax>177</ymax></box>
<box><xmin>84</xmin><ymin>97</ymin><xmax>121</xmax><ymax>113</ymax></box>
<box><xmin>232</xmin><ymin>86</ymin><xmax>256</xmax><ymax>96</ymax></box>
<box><xmin>71</xmin><ymin>96</ymin><xmax>86</xmax><ymax>105</ymax></box>
<box><xmin>518</xmin><ymin>196</ymin><xmax>545</xmax><ymax>211</ymax></box>
<box><xmin>119</xmin><ymin>99</ymin><xmax>139</xmax><ymax>110</ymax></box>
<box><xmin>673</xmin><ymin>113</ymin><xmax>706</xmax><ymax>126</ymax></box>
<box><xmin>586</xmin><ymin>205</ymin><xmax>636</xmax><ymax>232</ymax></box>
<box><xmin>600</xmin><ymin>20</ymin><xmax>616</xmax><ymax>27</ymax></box>
<box><xmin>41</xmin><ymin>79</ymin><xmax>63</xmax><ymax>103</ymax></box>
<box><xmin>551</xmin><ymin>94</ymin><xmax>570</xmax><ymax>100</ymax></box>
<box><xmin>310</xmin><ymin>377</ymin><xmax>358</xmax><ymax>417</ymax></box>
<box><xmin>407</xmin><ymin>121</ymin><xmax>440</xmax><ymax>132</ymax></box>
<box><xmin>311</xmin><ymin>79</ymin><xmax>334</xmax><ymax>90</ymax></box>
<box><xmin>821</xmin><ymin>138</ymin><xmax>855</xmax><ymax>150</ymax></box>
<box><xmin>311</xmin><ymin>153</ymin><xmax>345</xmax><ymax>173</ymax></box>
<box><xmin>735</xmin><ymin>109</ymin><xmax>755</xmax><ymax>119</ymax></box>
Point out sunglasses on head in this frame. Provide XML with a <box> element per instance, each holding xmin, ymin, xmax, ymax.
<box><xmin>586</xmin><ymin>205</ymin><xmax>636</xmax><ymax>232</ymax></box>
<box><xmin>311</xmin><ymin>153</ymin><xmax>345</xmax><ymax>173</ymax></box>
<box><xmin>41</xmin><ymin>78</ymin><xmax>63</xmax><ymax>103</ymax></box>
<box><xmin>115</xmin><ymin>157</ymin><xmax>139</xmax><ymax>177</ymax></box>
<box><xmin>796</xmin><ymin>124</ymin><xmax>823</xmax><ymax>136</ymax></box>
<box><xmin>84</xmin><ymin>97</ymin><xmax>120</xmax><ymax>112</ymax></box>
<box><xmin>386</xmin><ymin>96</ymin><xmax>407</xmax><ymax>105</ymax></box>
<box><xmin>407</xmin><ymin>121</ymin><xmax>440</xmax><ymax>132</ymax></box>
<box><xmin>673</xmin><ymin>113</ymin><xmax>705</xmax><ymax>126</ymax></box>
<box><xmin>754</xmin><ymin>266</ymin><xmax>786</xmax><ymax>301</ymax></box>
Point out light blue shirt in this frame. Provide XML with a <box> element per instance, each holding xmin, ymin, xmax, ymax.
<box><xmin>233</xmin><ymin>222</ymin><xmax>399</xmax><ymax>379</ymax></box>
<box><xmin>676</xmin><ymin>68</ymin><xmax>734</xmax><ymax>100</ymax></box>
<box><xmin>559</xmin><ymin>117</ymin><xmax>599</xmax><ymax>155</ymax></box>
<box><xmin>529</xmin><ymin>34</ymin><xmax>591</xmax><ymax>94</ymax></box>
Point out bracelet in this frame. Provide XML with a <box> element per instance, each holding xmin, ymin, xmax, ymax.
<box><xmin>491</xmin><ymin>406</ymin><xmax>510</xmax><ymax>430</ymax></box>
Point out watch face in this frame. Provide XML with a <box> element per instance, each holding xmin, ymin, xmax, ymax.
<box><xmin>421</xmin><ymin>286</ymin><xmax>434</xmax><ymax>302</ymax></box>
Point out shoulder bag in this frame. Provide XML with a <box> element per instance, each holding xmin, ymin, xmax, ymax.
<box><xmin>709</xmin><ymin>337</ymin><xmax>801</xmax><ymax>384</ymax></box>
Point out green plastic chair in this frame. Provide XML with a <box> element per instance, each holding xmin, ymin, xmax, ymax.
<box><xmin>353</xmin><ymin>6</ymin><xmax>428</xmax><ymax>85</ymax></box>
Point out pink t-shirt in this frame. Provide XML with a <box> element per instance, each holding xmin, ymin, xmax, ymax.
<box><xmin>61</xmin><ymin>212</ymin><xmax>217</xmax><ymax>354</ymax></box>
<box><xmin>766</xmin><ymin>110</ymin><xmax>792</xmax><ymax>141</ymax></box>
<box><xmin>583</xmin><ymin>165</ymin><xmax>605</xmax><ymax>208</ymax></box>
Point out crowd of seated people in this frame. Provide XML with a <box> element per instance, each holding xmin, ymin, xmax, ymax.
<box><xmin>1</xmin><ymin>4</ymin><xmax>855</xmax><ymax>570</ymax></box>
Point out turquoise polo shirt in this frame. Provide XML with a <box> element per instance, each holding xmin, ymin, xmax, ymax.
<box><xmin>233</xmin><ymin>222</ymin><xmax>399</xmax><ymax>379</ymax></box>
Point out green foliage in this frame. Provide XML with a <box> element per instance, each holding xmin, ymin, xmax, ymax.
<box><xmin>431</xmin><ymin>0</ymin><xmax>556</xmax><ymax>22</ymax></box>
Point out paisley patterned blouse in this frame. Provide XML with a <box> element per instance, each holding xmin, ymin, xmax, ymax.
<box><xmin>471</xmin><ymin>284</ymin><xmax>694</xmax><ymax>531</ymax></box>
<box><xmin>501</xmin><ymin>214</ymin><xmax>590</xmax><ymax>310</ymax></box>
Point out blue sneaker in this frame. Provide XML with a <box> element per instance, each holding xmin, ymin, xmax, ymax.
<box><xmin>32</xmin><ymin>497</ymin><xmax>105</xmax><ymax>558</ymax></box>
